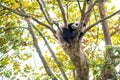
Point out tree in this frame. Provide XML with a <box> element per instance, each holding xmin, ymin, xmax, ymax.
<box><xmin>0</xmin><ymin>0</ymin><xmax>120</xmax><ymax>80</ymax></box>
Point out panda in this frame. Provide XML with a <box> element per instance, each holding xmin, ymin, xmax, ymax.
<box><xmin>57</xmin><ymin>22</ymin><xmax>85</xmax><ymax>45</ymax></box>
<box><xmin>62</xmin><ymin>22</ymin><xmax>78</xmax><ymax>44</ymax></box>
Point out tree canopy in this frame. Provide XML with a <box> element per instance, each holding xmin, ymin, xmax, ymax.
<box><xmin>0</xmin><ymin>0</ymin><xmax>120</xmax><ymax>80</ymax></box>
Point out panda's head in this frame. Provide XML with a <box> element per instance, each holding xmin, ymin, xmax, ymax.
<box><xmin>71</xmin><ymin>22</ymin><xmax>79</xmax><ymax>30</ymax></box>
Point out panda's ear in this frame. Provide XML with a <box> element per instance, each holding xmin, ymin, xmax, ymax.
<box><xmin>68</xmin><ymin>23</ymin><xmax>74</xmax><ymax>27</ymax></box>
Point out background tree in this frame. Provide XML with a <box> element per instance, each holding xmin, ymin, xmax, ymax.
<box><xmin>0</xmin><ymin>0</ymin><xmax>120</xmax><ymax>80</ymax></box>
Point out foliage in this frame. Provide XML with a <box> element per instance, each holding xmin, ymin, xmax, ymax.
<box><xmin>0</xmin><ymin>0</ymin><xmax>120</xmax><ymax>80</ymax></box>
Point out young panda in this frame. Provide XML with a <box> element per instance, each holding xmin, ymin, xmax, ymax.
<box><xmin>57</xmin><ymin>22</ymin><xmax>85</xmax><ymax>45</ymax></box>
<box><xmin>62</xmin><ymin>23</ymin><xmax>79</xmax><ymax>44</ymax></box>
<box><xmin>62</xmin><ymin>22</ymin><xmax>79</xmax><ymax>44</ymax></box>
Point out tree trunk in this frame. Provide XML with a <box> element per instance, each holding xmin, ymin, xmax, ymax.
<box><xmin>57</xmin><ymin>30</ymin><xmax>89</xmax><ymax>80</ymax></box>
<box><xmin>65</xmin><ymin>41</ymin><xmax>89</xmax><ymax>80</ymax></box>
<box><xmin>97</xmin><ymin>0</ymin><xmax>116</xmax><ymax>79</ymax></box>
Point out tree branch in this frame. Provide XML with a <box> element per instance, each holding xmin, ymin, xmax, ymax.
<box><xmin>84</xmin><ymin>9</ymin><xmax>120</xmax><ymax>34</ymax></box>
<box><xmin>0</xmin><ymin>3</ymin><xmax>29</xmax><ymax>18</ymax></box>
<box><xmin>0</xmin><ymin>3</ymin><xmax>56</xmax><ymax>34</ymax></box>
<box><xmin>57</xmin><ymin>0</ymin><xmax>68</xmax><ymax>28</ymax></box>
<box><xmin>84</xmin><ymin>0</ymin><xmax>96</xmax><ymax>26</ymax></box>
<box><xmin>77</xmin><ymin>0</ymin><xmax>82</xmax><ymax>13</ymax></box>
<box><xmin>85</xmin><ymin>0</ymin><xmax>97</xmax><ymax>17</ymax></box>
<box><xmin>36</xmin><ymin>0</ymin><xmax>60</xmax><ymax>34</ymax></box>
<box><xmin>78</xmin><ymin>0</ymin><xmax>94</xmax><ymax>40</ymax></box>
<box><xmin>78</xmin><ymin>0</ymin><xmax>87</xmax><ymax>27</ymax></box>
<box><xmin>31</xmin><ymin>17</ymin><xmax>56</xmax><ymax>33</ymax></box>
<box><xmin>82</xmin><ymin>0</ymin><xmax>87</xmax><ymax>14</ymax></box>
<box><xmin>41</xmin><ymin>0</ymin><xmax>51</xmax><ymax>20</ymax></box>
<box><xmin>36</xmin><ymin>0</ymin><xmax>52</xmax><ymax>25</ymax></box>
<box><xmin>31</xmin><ymin>23</ymin><xmax>68</xmax><ymax>80</ymax></box>
<box><xmin>27</xmin><ymin>20</ymin><xmax>58</xmax><ymax>80</ymax></box>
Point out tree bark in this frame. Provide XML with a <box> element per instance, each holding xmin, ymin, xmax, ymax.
<box><xmin>65</xmin><ymin>41</ymin><xmax>89</xmax><ymax>80</ymax></box>
<box><xmin>27</xmin><ymin>21</ymin><xmax>58</xmax><ymax>80</ymax></box>
<box><xmin>97</xmin><ymin>0</ymin><xmax>116</xmax><ymax>79</ymax></box>
<box><xmin>57</xmin><ymin>30</ymin><xmax>89</xmax><ymax>80</ymax></box>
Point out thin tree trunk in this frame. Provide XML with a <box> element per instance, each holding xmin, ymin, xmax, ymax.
<box><xmin>27</xmin><ymin>20</ymin><xmax>58</xmax><ymax>80</ymax></box>
<box><xmin>97</xmin><ymin>0</ymin><xmax>116</xmax><ymax>79</ymax></box>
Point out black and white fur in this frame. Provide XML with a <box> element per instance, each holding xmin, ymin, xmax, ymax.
<box><xmin>62</xmin><ymin>23</ymin><xmax>79</xmax><ymax>44</ymax></box>
<box><xmin>57</xmin><ymin>22</ymin><xmax>85</xmax><ymax>45</ymax></box>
